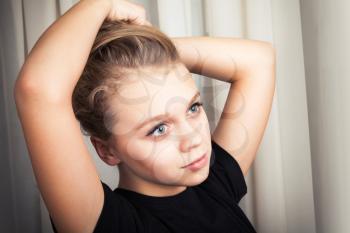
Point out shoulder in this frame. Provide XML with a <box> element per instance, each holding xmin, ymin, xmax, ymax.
<box><xmin>198</xmin><ymin>139</ymin><xmax>248</xmax><ymax>204</ymax></box>
<box><xmin>50</xmin><ymin>181</ymin><xmax>143</xmax><ymax>233</ymax></box>
<box><xmin>93</xmin><ymin>181</ymin><xmax>143</xmax><ymax>233</ymax></box>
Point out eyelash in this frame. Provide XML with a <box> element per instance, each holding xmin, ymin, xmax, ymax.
<box><xmin>146</xmin><ymin>101</ymin><xmax>204</xmax><ymax>138</ymax></box>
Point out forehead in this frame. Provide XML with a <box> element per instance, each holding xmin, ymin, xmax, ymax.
<box><xmin>105</xmin><ymin>63</ymin><xmax>199</xmax><ymax>133</ymax></box>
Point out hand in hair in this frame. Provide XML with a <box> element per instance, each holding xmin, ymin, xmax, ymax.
<box><xmin>106</xmin><ymin>0</ymin><xmax>152</xmax><ymax>26</ymax></box>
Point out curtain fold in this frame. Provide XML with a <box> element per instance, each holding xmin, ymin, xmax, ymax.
<box><xmin>3</xmin><ymin>0</ymin><xmax>346</xmax><ymax>232</ymax></box>
<box><xmin>300</xmin><ymin>0</ymin><xmax>350</xmax><ymax>231</ymax></box>
<box><xmin>270</xmin><ymin>0</ymin><xmax>317</xmax><ymax>232</ymax></box>
<box><xmin>1</xmin><ymin>0</ymin><xmax>43</xmax><ymax>232</ymax></box>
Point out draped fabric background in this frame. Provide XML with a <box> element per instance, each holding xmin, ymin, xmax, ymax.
<box><xmin>1</xmin><ymin>0</ymin><xmax>349</xmax><ymax>232</ymax></box>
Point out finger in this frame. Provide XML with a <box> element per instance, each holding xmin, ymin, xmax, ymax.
<box><xmin>143</xmin><ymin>20</ymin><xmax>152</xmax><ymax>26</ymax></box>
<box><xmin>131</xmin><ymin>17</ymin><xmax>151</xmax><ymax>26</ymax></box>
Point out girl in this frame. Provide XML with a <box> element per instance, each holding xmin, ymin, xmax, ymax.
<box><xmin>14</xmin><ymin>0</ymin><xmax>275</xmax><ymax>232</ymax></box>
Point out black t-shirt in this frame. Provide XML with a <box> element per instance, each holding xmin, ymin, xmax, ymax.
<box><xmin>50</xmin><ymin>139</ymin><xmax>256</xmax><ymax>233</ymax></box>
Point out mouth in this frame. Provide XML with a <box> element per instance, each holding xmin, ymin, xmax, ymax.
<box><xmin>181</xmin><ymin>151</ymin><xmax>208</xmax><ymax>170</ymax></box>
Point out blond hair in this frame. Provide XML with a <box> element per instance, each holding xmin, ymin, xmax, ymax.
<box><xmin>72</xmin><ymin>20</ymin><xmax>180</xmax><ymax>141</ymax></box>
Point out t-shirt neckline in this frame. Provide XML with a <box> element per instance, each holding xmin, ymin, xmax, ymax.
<box><xmin>113</xmin><ymin>185</ymin><xmax>194</xmax><ymax>208</ymax></box>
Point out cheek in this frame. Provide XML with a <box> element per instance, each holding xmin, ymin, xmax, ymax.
<box><xmin>122</xmin><ymin>135</ymin><xmax>155</xmax><ymax>162</ymax></box>
<box><xmin>199</xmin><ymin>112</ymin><xmax>211</xmax><ymax>137</ymax></box>
<box><xmin>150</xmin><ymin>144</ymin><xmax>185</xmax><ymax>184</ymax></box>
<box><xmin>192</xmin><ymin>113</ymin><xmax>211</xmax><ymax>139</ymax></box>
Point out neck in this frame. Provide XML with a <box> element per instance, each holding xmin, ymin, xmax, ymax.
<box><xmin>117</xmin><ymin>164</ymin><xmax>187</xmax><ymax>197</ymax></box>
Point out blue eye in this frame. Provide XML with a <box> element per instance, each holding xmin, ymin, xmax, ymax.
<box><xmin>147</xmin><ymin>101</ymin><xmax>203</xmax><ymax>138</ymax></box>
<box><xmin>148</xmin><ymin>124</ymin><xmax>167</xmax><ymax>137</ymax></box>
<box><xmin>190</xmin><ymin>101</ymin><xmax>203</xmax><ymax>113</ymax></box>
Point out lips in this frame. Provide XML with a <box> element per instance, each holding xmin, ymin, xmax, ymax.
<box><xmin>182</xmin><ymin>152</ymin><xmax>207</xmax><ymax>168</ymax></box>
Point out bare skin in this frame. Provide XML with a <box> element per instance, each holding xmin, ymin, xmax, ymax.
<box><xmin>14</xmin><ymin>0</ymin><xmax>275</xmax><ymax>232</ymax></box>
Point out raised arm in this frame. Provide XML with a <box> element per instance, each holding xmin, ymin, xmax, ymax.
<box><xmin>172</xmin><ymin>37</ymin><xmax>276</xmax><ymax>176</ymax></box>
<box><xmin>14</xmin><ymin>0</ymin><xmax>149</xmax><ymax>232</ymax></box>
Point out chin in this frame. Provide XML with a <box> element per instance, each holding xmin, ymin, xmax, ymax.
<box><xmin>185</xmin><ymin>168</ymin><xmax>210</xmax><ymax>187</ymax></box>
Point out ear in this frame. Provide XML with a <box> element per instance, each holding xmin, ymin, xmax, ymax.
<box><xmin>90</xmin><ymin>136</ymin><xmax>122</xmax><ymax>166</ymax></box>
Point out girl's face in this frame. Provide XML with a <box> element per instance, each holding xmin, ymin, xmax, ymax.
<box><xmin>105</xmin><ymin>63</ymin><xmax>212</xmax><ymax>196</ymax></box>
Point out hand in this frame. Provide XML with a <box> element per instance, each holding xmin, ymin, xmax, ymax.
<box><xmin>106</xmin><ymin>0</ymin><xmax>152</xmax><ymax>26</ymax></box>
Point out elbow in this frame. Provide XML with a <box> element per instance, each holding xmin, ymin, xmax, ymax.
<box><xmin>14</xmin><ymin>76</ymin><xmax>33</xmax><ymax>104</ymax></box>
<box><xmin>14</xmin><ymin>76</ymin><xmax>63</xmax><ymax>106</ymax></box>
<box><xmin>256</xmin><ymin>42</ymin><xmax>276</xmax><ymax>83</ymax></box>
<box><xmin>14</xmin><ymin>70</ymin><xmax>69</xmax><ymax>105</ymax></box>
<box><xmin>259</xmin><ymin>41</ymin><xmax>276</xmax><ymax>67</ymax></box>
<box><xmin>14</xmin><ymin>64</ymin><xmax>40</xmax><ymax>103</ymax></box>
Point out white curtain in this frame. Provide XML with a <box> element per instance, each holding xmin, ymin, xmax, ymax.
<box><xmin>1</xmin><ymin>0</ymin><xmax>349</xmax><ymax>232</ymax></box>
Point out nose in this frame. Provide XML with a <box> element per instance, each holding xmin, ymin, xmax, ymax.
<box><xmin>178</xmin><ymin>120</ymin><xmax>203</xmax><ymax>153</ymax></box>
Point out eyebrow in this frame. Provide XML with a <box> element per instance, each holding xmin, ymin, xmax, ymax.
<box><xmin>135</xmin><ymin>91</ymin><xmax>201</xmax><ymax>131</ymax></box>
